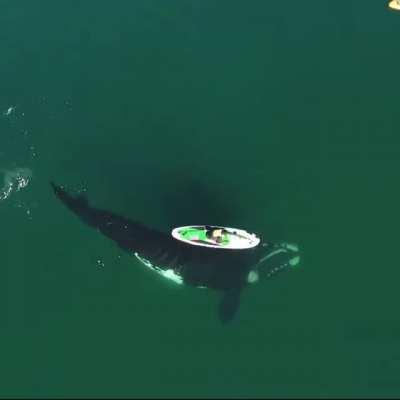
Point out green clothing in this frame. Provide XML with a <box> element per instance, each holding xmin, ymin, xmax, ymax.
<box><xmin>181</xmin><ymin>227</ymin><xmax>208</xmax><ymax>241</ymax></box>
<box><xmin>180</xmin><ymin>227</ymin><xmax>230</xmax><ymax>245</ymax></box>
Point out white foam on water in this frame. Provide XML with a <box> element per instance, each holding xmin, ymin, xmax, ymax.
<box><xmin>3</xmin><ymin>106</ymin><xmax>15</xmax><ymax>116</ymax></box>
<box><xmin>0</xmin><ymin>167</ymin><xmax>33</xmax><ymax>201</ymax></box>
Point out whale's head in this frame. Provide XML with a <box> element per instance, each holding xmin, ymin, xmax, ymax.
<box><xmin>247</xmin><ymin>242</ymin><xmax>300</xmax><ymax>284</ymax></box>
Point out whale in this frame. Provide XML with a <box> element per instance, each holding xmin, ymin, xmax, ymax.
<box><xmin>51</xmin><ymin>182</ymin><xmax>300</xmax><ymax>323</ymax></box>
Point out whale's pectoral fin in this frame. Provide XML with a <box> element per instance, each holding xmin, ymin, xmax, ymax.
<box><xmin>218</xmin><ymin>287</ymin><xmax>241</xmax><ymax>324</ymax></box>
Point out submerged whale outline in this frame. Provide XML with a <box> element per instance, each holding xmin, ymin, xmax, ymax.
<box><xmin>50</xmin><ymin>182</ymin><xmax>300</xmax><ymax>323</ymax></box>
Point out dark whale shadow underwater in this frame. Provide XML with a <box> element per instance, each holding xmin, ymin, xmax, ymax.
<box><xmin>50</xmin><ymin>182</ymin><xmax>300</xmax><ymax>323</ymax></box>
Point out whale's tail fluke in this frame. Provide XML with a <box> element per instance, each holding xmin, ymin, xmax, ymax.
<box><xmin>50</xmin><ymin>181</ymin><xmax>88</xmax><ymax>214</ymax></box>
<box><xmin>50</xmin><ymin>182</ymin><xmax>179</xmax><ymax>260</ymax></box>
<box><xmin>50</xmin><ymin>181</ymin><xmax>99</xmax><ymax>230</ymax></box>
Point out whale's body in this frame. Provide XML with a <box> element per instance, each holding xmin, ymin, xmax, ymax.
<box><xmin>51</xmin><ymin>183</ymin><xmax>299</xmax><ymax>322</ymax></box>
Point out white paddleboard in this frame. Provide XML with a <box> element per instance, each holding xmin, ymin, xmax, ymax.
<box><xmin>171</xmin><ymin>225</ymin><xmax>261</xmax><ymax>249</ymax></box>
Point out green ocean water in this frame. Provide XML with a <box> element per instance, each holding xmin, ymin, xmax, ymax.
<box><xmin>1</xmin><ymin>0</ymin><xmax>400</xmax><ymax>397</ymax></box>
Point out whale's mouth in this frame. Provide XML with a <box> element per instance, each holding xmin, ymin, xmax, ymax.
<box><xmin>248</xmin><ymin>242</ymin><xmax>300</xmax><ymax>283</ymax></box>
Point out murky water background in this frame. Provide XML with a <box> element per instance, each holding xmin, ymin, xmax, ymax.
<box><xmin>1</xmin><ymin>1</ymin><xmax>400</xmax><ymax>397</ymax></box>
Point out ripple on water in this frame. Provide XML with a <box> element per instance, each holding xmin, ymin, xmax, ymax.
<box><xmin>0</xmin><ymin>167</ymin><xmax>33</xmax><ymax>201</ymax></box>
